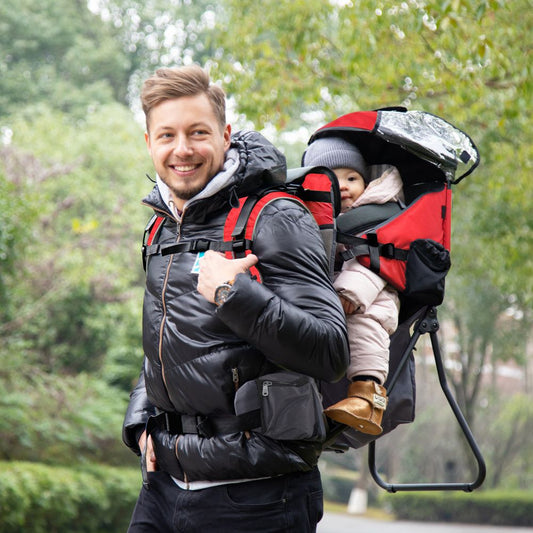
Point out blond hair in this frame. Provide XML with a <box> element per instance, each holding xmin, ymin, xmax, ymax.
<box><xmin>141</xmin><ymin>65</ymin><xmax>226</xmax><ymax>131</ymax></box>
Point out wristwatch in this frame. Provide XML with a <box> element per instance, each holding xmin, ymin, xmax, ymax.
<box><xmin>214</xmin><ymin>279</ymin><xmax>234</xmax><ymax>307</ymax></box>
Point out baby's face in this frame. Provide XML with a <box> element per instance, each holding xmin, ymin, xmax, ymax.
<box><xmin>334</xmin><ymin>167</ymin><xmax>366</xmax><ymax>212</ymax></box>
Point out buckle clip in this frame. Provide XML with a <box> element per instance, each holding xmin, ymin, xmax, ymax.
<box><xmin>194</xmin><ymin>239</ymin><xmax>211</xmax><ymax>252</ymax></box>
<box><xmin>231</xmin><ymin>239</ymin><xmax>248</xmax><ymax>254</ymax></box>
<box><xmin>196</xmin><ymin>416</ymin><xmax>214</xmax><ymax>438</ymax></box>
<box><xmin>380</xmin><ymin>243</ymin><xmax>396</xmax><ymax>258</ymax></box>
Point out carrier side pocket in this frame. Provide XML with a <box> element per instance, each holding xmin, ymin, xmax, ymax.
<box><xmin>234</xmin><ymin>371</ymin><xmax>327</xmax><ymax>442</ymax></box>
<box><xmin>404</xmin><ymin>239</ymin><xmax>451</xmax><ymax>305</ymax></box>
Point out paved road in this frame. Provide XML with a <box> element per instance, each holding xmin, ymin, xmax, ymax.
<box><xmin>318</xmin><ymin>513</ymin><xmax>533</xmax><ymax>533</ymax></box>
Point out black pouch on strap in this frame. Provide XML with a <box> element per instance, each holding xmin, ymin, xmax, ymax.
<box><xmin>234</xmin><ymin>371</ymin><xmax>327</xmax><ymax>442</ymax></box>
<box><xmin>404</xmin><ymin>239</ymin><xmax>451</xmax><ymax>305</ymax></box>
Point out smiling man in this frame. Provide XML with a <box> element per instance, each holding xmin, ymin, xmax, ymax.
<box><xmin>122</xmin><ymin>65</ymin><xmax>349</xmax><ymax>533</ymax></box>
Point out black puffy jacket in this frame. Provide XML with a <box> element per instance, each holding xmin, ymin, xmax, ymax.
<box><xmin>122</xmin><ymin>130</ymin><xmax>349</xmax><ymax>483</ymax></box>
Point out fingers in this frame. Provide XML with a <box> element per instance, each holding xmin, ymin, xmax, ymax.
<box><xmin>146</xmin><ymin>435</ymin><xmax>157</xmax><ymax>472</ymax></box>
<box><xmin>234</xmin><ymin>253</ymin><xmax>258</xmax><ymax>272</ymax></box>
<box><xmin>197</xmin><ymin>251</ymin><xmax>259</xmax><ymax>303</ymax></box>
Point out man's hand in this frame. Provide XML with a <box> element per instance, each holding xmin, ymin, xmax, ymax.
<box><xmin>139</xmin><ymin>430</ymin><xmax>158</xmax><ymax>472</ymax></box>
<box><xmin>197</xmin><ymin>251</ymin><xmax>258</xmax><ymax>303</ymax></box>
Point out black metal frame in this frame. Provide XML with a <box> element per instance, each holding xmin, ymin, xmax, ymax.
<box><xmin>368</xmin><ymin>306</ymin><xmax>486</xmax><ymax>492</ymax></box>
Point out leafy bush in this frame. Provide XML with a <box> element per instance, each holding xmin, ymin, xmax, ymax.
<box><xmin>384</xmin><ymin>490</ymin><xmax>533</xmax><ymax>527</ymax></box>
<box><xmin>0</xmin><ymin>462</ymin><xmax>140</xmax><ymax>533</ymax></box>
<box><xmin>321</xmin><ymin>470</ymin><xmax>358</xmax><ymax>504</ymax></box>
<box><xmin>0</xmin><ymin>371</ymin><xmax>132</xmax><ymax>465</ymax></box>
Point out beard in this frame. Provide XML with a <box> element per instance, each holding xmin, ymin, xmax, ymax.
<box><xmin>168</xmin><ymin>182</ymin><xmax>207</xmax><ymax>202</ymax></box>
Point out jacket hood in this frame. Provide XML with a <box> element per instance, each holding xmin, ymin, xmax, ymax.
<box><xmin>352</xmin><ymin>165</ymin><xmax>405</xmax><ymax>208</ymax></box>
<box><xmin>142</xmin><ymin>130</ymin><xmax>287</xmax><ymax>220</ymax></box>
<box><xmin>230</xmin><ymin>130</ymin><xmax>287</xmax><ymax>195</ymax></box>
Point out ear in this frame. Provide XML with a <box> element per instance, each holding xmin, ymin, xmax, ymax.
<box><xmin>145</xmin><ymin>131</ymin><xmax>151</xmax><ymax>154</ymax></box>
<box><xmin>223</xmin><ymin>124</ymin><xmax>231</xmax><ymax>151</ymax></box>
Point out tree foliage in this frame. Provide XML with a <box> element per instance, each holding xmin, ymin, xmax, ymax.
<box><xmin>0</xmin><ymin>103</ymin><xmax>149</xmax><ymax>462</ymax></box>
<box><xmin>0</xmin><ymin>0</ymin><xmax>130</xmax><ymax>117</ymax></box>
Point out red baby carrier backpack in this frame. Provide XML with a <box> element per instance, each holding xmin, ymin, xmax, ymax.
<box><xmin>307</xmin><ymin>108</ymin><xmax>485</xmax><ymax>491</ymax></box>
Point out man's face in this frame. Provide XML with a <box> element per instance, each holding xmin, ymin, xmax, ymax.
<box><xmin>145</xmin><ymin>93</ymin><xmax>231</xmax><ymax>211</ymax></box>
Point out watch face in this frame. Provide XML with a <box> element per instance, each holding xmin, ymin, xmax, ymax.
<box><xmin>214</xmin><ymin>284</ymin><xmax>232</xmax><ymax>306</ymax></box>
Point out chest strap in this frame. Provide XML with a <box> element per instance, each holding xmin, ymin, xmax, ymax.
<box><xmin>144</xmin><ymin>238</ymin><xmax>254</xmax><ymax>260</ymax></box>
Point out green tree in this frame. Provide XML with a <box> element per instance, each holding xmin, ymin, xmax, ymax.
<box><xmin>0</xmin><ymin>103</ymin><xmax>150</xmax><ymax>463</ymax></box>
<box><xmin>0</xmin><ymin>0</ymin><xmax>131</xmax><ymax>118</ymax></box>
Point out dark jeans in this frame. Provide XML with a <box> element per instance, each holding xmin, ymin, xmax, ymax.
<box><xmin>127</xmin><ymin>467</ymin><xmax>323</xmax><ymax>533</ymax></box>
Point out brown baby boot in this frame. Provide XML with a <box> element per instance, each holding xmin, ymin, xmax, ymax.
<box><xmin>324</xmin><ymin>380</ymin><xmax>388</xmax><ymax>435</ymax></box>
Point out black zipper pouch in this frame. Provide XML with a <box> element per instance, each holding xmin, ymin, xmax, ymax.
<box><xmin>234</xmin><ymin>371</ymin><xmax>327</xmax><ymax>442</ymax></box>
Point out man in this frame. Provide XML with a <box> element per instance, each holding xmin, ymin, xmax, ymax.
<box><xmin>122</xmin><ymin>65</ymin><xmax>349</xmax><ymax>532</ymax></box>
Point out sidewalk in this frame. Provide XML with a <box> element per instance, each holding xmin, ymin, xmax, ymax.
<box><xmin>318</xmin><ymin>513</ymin><xmax>533</xmax><ymax>533</ymax></box>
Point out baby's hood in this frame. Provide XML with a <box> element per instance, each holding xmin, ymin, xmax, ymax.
<box><xmin>352</xmin><ymin>165</ymin><xmax>405</xmax><ymax>208</ymax></box>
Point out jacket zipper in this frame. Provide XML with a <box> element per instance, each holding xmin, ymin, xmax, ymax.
<box><xmin>144</xmin><ymin>200</ymin><xmax>191</xmax><ymax>483</ymax></box>
<box><xmin>232</xmin><ymin>367</ymin><xmax>251</xmax><ymax>439</ymax></box>
<box><xmin>157</xmin><ymin>211</ymin><xmax>182</xmax><ymax>393</ymax></box>
<box><xmin>232</xmin><ymin>367</ymin><xmax>240</xmax><ymax>391</ymax></box>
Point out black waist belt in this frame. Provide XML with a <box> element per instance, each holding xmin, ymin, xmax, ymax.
<box><xmin>152</xmin><ymin>409</ymin><xmax>261</xmax><ymax>439</ymax></box>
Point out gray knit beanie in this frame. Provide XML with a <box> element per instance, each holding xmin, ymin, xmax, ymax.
<box><xmin>303</xmin><ymin>136</ymin><xmax>369</xmax><ymax>183</ymax></box>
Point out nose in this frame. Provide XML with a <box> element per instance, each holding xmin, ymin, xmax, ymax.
<box><xmin>173</xmin><ymin>134</ymin><xmax>194</xmax><ymax>157</ymax></box>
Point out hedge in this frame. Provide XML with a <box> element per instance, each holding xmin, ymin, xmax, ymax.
<box><xmin>0</xmin><ymin>462</ymin><xmax>140</xmax><ymax>533</ymax></box>
<box><xmin>383</xmin><ymin>490</ymin><xmax>533</xmax><ymax>527</ymax></box>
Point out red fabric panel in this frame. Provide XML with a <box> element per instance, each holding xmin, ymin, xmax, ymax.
<box><xmin>358</xmin><ymin>188</ymin><xmax>451</xmax><ymax>291</ymax></box>
<box><xmin>302</xmin><ymin>173</ymin><xmax>335</xmax><ymax>226</ymax></box>
<box><xmin>307</xmin><ymin>202</ymin><xmax>334</xmax><ymax>227</ymax></box>
<box><xmin>302</xmin><ymin>172</ymin><xmax>333</xmax><ymax>192</ymax></box>
<box><xmin>224</xmin><ymin>192</ymin><xmax>303</xmax><ymax>283</ymax></box>
<box><xmin>318</xmin><ymin>111</ymin><xmax>378</xmax><ymax>134</ymax></box>
<box><xmin>443</xmin><ymin>185</ymin><xmax>452</xmax><ymax>250</ymax></box>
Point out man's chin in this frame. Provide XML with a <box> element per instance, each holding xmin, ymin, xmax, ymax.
<box><xmin>171</xmin><ymin>184</ymin><xmax>207</xmax><ymax>203</ymax></box>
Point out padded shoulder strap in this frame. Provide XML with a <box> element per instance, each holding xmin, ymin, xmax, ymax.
<box><xmin>223</xmin><ymin>191</ymin><xmax>305</xmax><ymax>282</ymax></box>
<box><xmin>142</xmin><ymin>214</ymin><xmax>166</xmax><ymax>270</ymax></box>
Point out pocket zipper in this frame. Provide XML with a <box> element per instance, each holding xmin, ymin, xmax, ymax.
<box><xmin>232</xmin><ymin>367</ymin><xmax>240</xmax><ymax>391</ymax></box>
<box><xmin>262</xmin><ymin>380</ymin><xmax>273</xmax><ymax>397</ymax></box>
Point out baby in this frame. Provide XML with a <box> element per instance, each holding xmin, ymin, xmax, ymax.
<box><xmin>303</xmin><ymin>136</ymin><xmax>404</xmax><ymax>435</ymax></box>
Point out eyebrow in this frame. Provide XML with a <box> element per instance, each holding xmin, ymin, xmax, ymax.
<box><xmin>152</xmin><ymin>122</ymin><xmax>214</xmax><ymax>134</ymax></box>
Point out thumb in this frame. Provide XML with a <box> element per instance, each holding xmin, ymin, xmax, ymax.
<box><xmin>236</xmin><ymin>254</ymin><xmax>258</xmax><ymax>272</ymax></box>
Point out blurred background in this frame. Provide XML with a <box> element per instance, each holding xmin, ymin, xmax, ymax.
<box><xmin>0</xmin><ymin>0</ymin><xmax>531</xmax><ymax>530</ymax></box>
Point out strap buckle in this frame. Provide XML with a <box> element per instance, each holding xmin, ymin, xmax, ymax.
<box><xmin>179</xmin><ymin>414</ymin><xmax>215</xmax><ymax>438</ymax></box>
<box><xmin>193</xmin><ymin>239</ymin><xmax>212</xmax><ymax>253</ymax></box>
<box><xmin>196</xmin><ymin>416</ymin><xmax>215</xmax><ymax>438</ymax></box>
<box><xmin>231</xmin><ymin>239</ymin><xmax>249</xmax><ymax>254</ymax></box>
<box><xmin>380</xmin><ymin>243</ymin><xmax>396</xmax><ymax>259</ymax></box>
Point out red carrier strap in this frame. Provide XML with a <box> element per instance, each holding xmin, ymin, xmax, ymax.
<box><xmin>223</xmin><ymin>191</ymin><xmax>306</xmax><ymax>283</ymax></box>
<box><xmin>146</xmin><ymin>215</ymin><xmax>165</xmax><ymax>246</ymax></box>
<box><xmin>142</xmin><ymin>214</ymin><xmax>165</xmax><ymax>270</ymax></box>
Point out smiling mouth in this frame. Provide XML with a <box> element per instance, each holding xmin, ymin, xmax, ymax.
<box><xmin>171</xmin><ymin>164</ymin><xmax>199</xmax><ymax>172</ymax></box>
